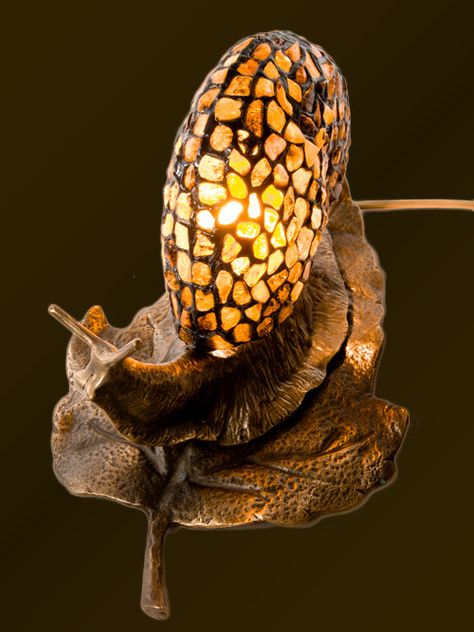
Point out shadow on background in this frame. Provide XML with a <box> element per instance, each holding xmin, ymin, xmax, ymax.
<box><xmin>0</xmin><ymin>1</ymin><xmax>472</xmax><ymax>630</ymax></box>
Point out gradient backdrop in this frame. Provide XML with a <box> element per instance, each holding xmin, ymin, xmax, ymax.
<box><xmin>1</xmin><ymin>1</ymin><xmax>472</xmax><ymax>630</ymax></box>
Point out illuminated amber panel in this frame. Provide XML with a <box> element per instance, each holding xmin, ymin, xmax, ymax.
<box><xmin>271</xmin><ymin>222</ymin><xmax>287</xmax><ymax>248</ymax></box>
<box><xmin>232</xmin><ymin>36</ymin><xmax>254</xmax><ymax>53</ymax></box>
<box><xmin>276</xmin><ymin>80</ymin><xmax>293</xmax><ymax>115</ymax></box>
<box><xmin>209</xmin><ymin>334</ymin><xmax>234</xmax><ymax>351</ymax></box>
<box><xmin>311</xmin><ymin>205</ymin><xmax>322</xmax><ymax>229</ymax></box>
<box><xmin>245</xmin><ymin>303</ymin><xmax>262</xmax><ymax>321</ymax></box>
<box><xmin>221</xmin><ymin>306</ymin><xmax>241</xmax><ymax>330</ymax></box>
<box><xmin>288</xmin><ymin>261</ymin><xmax>303</xmax><ymax>283</ymax></box>
<box><xmin>268</xmin><ymin>269</ymin><xmax>288</xmax><ymax>292</ymax></box>
<box><xmin>222</xmin><ymin>233</ymin><xmax>242</xmax><ymax>262</ymax></box>
<box><xmin>253</xmin><ymin>42</ymin><xmax>272</xmax><ymax>60</ymax></box>
<box><xmin>180</xmin><ymin>309</ymin><xmax>192</xmax><ymax>329</ymax></box>
<box><xmin>257</xmin><ymin>317</ymin><xmax>274</xmax><ymax>337</ymax></box>
<box><xmin>175</xmin><ymin>223</ymin><xmax>189</xmax><ymax>250</ymax></box>
<box><xmin>238</xmin><ymin>58</ymin><xmax>259</xmax><ymax>76</ymax></box>
<box><xmin>197</xmin><ymin>312</ymin><xmax>217</xmax><ymax>330</ymax></box>
<box><xmin>263</xmin><ymin>61</ymin><xmax>279</xmax><ymax>80</ymax></box>
<box><xmin>227</xmin><ymin>173</ymin><xmax>248</xmax><ymax>199</ymax></box>
<box><xmin>210</xmin><ymin>125</ymin><xmax>233</xmax><ymax>152</ymax></box>
<box><xmin>295</xmin><ymin>65</ymin><xmax>307</xmax><ymax>84</ymax></box>
<box><xmin>198</xmin><ymin>88</ymin><xmax>219</xmax><ymax>111</ymax></box>
<box><xmin>193</xmin><ymin>114</ymin><xmax>209</xmax><ymax>137</ymax></box>
<box><xmin>194</xmin><ymin>231</ymin><xmax>214</xmax><ymax>257</ymax></box>
<box><xmin>283</xmin><ymin>186</ymin><xmax>295</xmax><ymax>220</ymax></box>
<box><xmin>248</xmin><ymin>193</ymin><xmax>261</xmax><ymax>219</ymax></box>
<box><xmin>278</xmin><ymin>283</ymin><xmax>290</xmax><ymax>304</ymax></box>
<box><xmin>297</xmin><ymin>227</ymin><xmax>314</xmax><ymax>260</ymax></box>
<box><xmin>192</xmin><ymin>261</ymin><xmax>212</xmax><ymax>285</ymax></box>
<box><xmin>323</xmin><ymin>104</ymin><xmax>336</xmax><ymax>125</ymax></box>
<box><xmin>285</xmin><ymin>42</ymin><xmax>301</xmax><ymax>62</ymax></box>
<box><xmin>287</xmin><ymin>78</ymin><xmax>302</xmax><ymax>102</ymax></box>
<box><xmin>264</xmin><ymin>133</ymin><xmax>287</xmax><ymax>161</ymax></box>
<box><xmin>285</xmin><ymin>243</ymin><xmax>299</xmax><ymax>268</ymax></box>
<box><xmin>184</xmin><ymin>165</ymin><xmax>195</xmax><ymax>190</ymax></box>
<box><xmin>267</xmin><ymin>100</ymin><xmax>286</xmax><ymax>133</ymax></box>
<box><xmin>211</xmin><ymin>68</ymin><xmax>228</xmax><ymax>84</ymax></box>
<box><xmin>232</xmin><ymin>281</ymin><xmax>251</xmax><ymax>305</ymax></box>
<box><xmin>198</xmin><ymin>155</ymin><xmax>225</xmax><ymax>182</ymax></box>
<box><xmin>275</xmin><ymin>50</ymin><xmax>292</xmax><ymax>73</ymax></box>
<box><xmin>279</xmin><ymin>303</ymin><xmax>294</xmax><ymax>323</ymax></box>
<box><xmin>216</xmin><ymin>270</ymin><xmax>233</xmax><ymax>303</ymax></box>
<box><xmin>267</xmin><ymin>249</ymin><xmax>284</xmax><ymax>274</ymax></box>
<box><xmin>215</xmin><ymin>98</ymin><xmax>243</xmax><ymax>121</ymax></box>
<box><xmin>229</xmin><ymin>149</ymin><xmax>251</xmax><ymax>176</ymax></box>
<box><xmin>225</xmin><ymin>75</ymin><xmax>253</xmax><ymax>96</ymax></box>
<box><xmin>244</xmin><ymin>262</ymin><xmax>266</xmax><ymax>287</ymax></box>
<box><xmin>286</xmin><ymin>218</ymin><xmax>299</xmax><ymax>245</ymax></box>
<box><xmin>231</xmin><ymin>256</ymin><xmax>250</xmax><ymax>275</ymax></box>
<box><xmin>263</xmin><ymin>299</ymin><xmax>279</xmax><ymax>316</ymax></box>
<box><xmin>223</xmin><ymin>54</ymin><xmax>239</xmax><ymax>67</ymax></box>
<box><xmin>237</xmin><ymin>221</ymin><xmax>260</xmax><ymax>239</ymax></box>
<box><xmin>286</xmin><ymin>144</ymin><xmax>304</xmax><ymax>172</ymax></box>
<box><xmin>245</xmin><ymin>99</ymin><xmax>264</xmax><ymax>137</ymax></box>
<box><xmin>253</xmin><ymin>233</ymin><xmax>269</xmax><ymax>260</ymax></box>
<box><xmin>310</xmin><ymin>233</ymin><xmax>321</xmax><ymax>257</ymax></box>
<box><xmin>294</xmin><ymin>197</ymin><xmax>309</xmax><ymax>223</ymax></box>
<box><xmin>177</xmin><ymin>251</ymin><xmax>192</xmax><ymax>283</ymax></box>
<box><xmin>162</xmin><ymin>213</ymin><xmax>174</xmax><ymax>237</ymax></box>
<box><xmin>284</xmin><ymin>121</ymin><xmax>305</xmax><ymax>143</ymax></box>
<box><xmin>233</xmin><ymin>323</ymin><xmax>252</xmax><ymax>343</ymax></box>
<box><xmin>304</xmin><ymin>139</ymin><xmax>318</xmax><ymax>167</ymax></box>
<box><xmin>264</xmin><ymin>207</ymin><xmax>279</xmax><ymax>233</ymax></box>
<box><xmin>304</xmin><ymin>54</ymin><xmax>320</xmax><ymax>79</ymax></box>
<box><xmin>196</xmin><ymin>210</ymin><xmax>215</xmax><ymax>231</ymax></box>
<box><xmin>273</xmin><ymin>164</ymin><xmax>289</xmax><ymax>188</ymax></box>
<box><xmin>292</xmin><ymin>168</ymin><xmax>312</xmax><ymax>195</ymax></box>
<box><xmin>251</xmin><ymin>158</ymin><xmax>272</xmax><ymax>187</ymax></box>
<box><xmin>218</xmin><ymin>200</ymin><xmax>243</xmax><ymax>225</ymax></box>
<box><xmin>171</xmin><ymin>293</ymin><xmax>180</xmax><ymax>318</ymax></box>
<box><xmin>165</xmin><ymin>269</ymin><xmax>180</xmax><ymax>291</ymax></box>
<box><xmin>184</xmin><ymin>137</ymin><xmax>201</xmax><ymax>162</ymax></box>
<box><xmin>181</xmin><ymin>286</ymin><xmax>193</xmax><ymax>308</ymax></box>
<box><xmin>262</xmin><ymin>185</ymin><xmax>284</xmax><ymax>210</ymax></box>
<box><xmin>195</xmin><ymin>289</ymin><xmax>214</xmax><ymax>312</ymax></box>
<box><xmin>251</xmin><ymin>280</ymin><xmax>270</xmax><ymax>303</ymax></box>
<box><xmin>255</xmin><ymin>77</ymin><xmax>274</xmax><ymax>97</ymax></box>
<box><xmin>199</xmin><ymin>182</ymin><xmax>227</xmax><ymax>205</ymax></box>
<box><xmin>291</xmin><ymin>281</ymin><xmax>304</xmax><ymax>302</ymax></box>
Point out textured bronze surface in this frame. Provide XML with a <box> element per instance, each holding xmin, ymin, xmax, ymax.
<box><xmin>51</xmin><ymin>187</ymin><xmax>408</xmax><ymax>620</ymax></box>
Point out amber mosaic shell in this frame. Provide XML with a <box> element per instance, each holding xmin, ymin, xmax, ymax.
<box><xmin>161</xmin><ymin>30</ymin><xmax>351</xmax><ymax>351</ymax></box>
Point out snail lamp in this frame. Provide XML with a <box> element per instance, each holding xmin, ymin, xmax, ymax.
<box><xmin>49</xmin><ymin>31</ymin><xmax>472</xmax><ymax>620</ymax></box>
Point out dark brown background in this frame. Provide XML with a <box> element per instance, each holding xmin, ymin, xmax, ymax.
<box><xmin>1</xmin><ymin>1</ymin><xmax>472</xmax><ymax>630</ymax></box>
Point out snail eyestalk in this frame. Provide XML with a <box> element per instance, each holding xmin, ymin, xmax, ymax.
<box><xmin>356</xmin><ymin>199</ymin><xmax>474</xmax><ymax>213</ymax></box>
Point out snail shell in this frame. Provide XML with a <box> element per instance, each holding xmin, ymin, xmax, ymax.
<box><xmin>162</xmin><ymin>30</ymin><xmax>351</xmax><ymax>352</ymax></box>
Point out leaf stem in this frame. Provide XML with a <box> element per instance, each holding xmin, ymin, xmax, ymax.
<box><xmin>141</xmin><ymin>513</ymin><xmax>170</xmax><ymax>620</ymax></box>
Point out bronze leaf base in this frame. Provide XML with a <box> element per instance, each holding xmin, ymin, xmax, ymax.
<box><xmin>51</xmin><ymin>188</ymin><xmax>409</xmax><ymax>620</ymax></box>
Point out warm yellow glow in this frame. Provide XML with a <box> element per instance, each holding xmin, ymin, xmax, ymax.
<box><xmin>199</xmin><ymin>182</ymin><xmax>227</xmax><ymax>205</ymax></box>
<box><xmin>264</xmin><ymin>207</ymin><xmax>279</xmax><ymax>232</ymax></box>
<box><xmin>270</xmin><ymin>222</ymin><xmax>287</xmax><ymax>248</ymax></box>
<box><xmin>252</xmin><ymin>233</ymin><xmax>269</xmax><ymax>260</ymax></box>
<box><xmin>231</xmin><ymin>256</ymin><xmax>250</xmax><ymax>275</ymax></box>
<box><xmin>267</xmin><ymin>249</ymin><xmax>284</xmax><ymax>274</ymax></box>
<box><xmin>162</xmin><ymin>213</ymin><xmax>174</xmax><ymax>237</ymax></box>
<box><xmin>198</xmin><ymin>155</ymin><xmax>225</xmax><ymax>182</ymax></box>
<box><xmin>262</xmin><ymin>184</ymin><xmax>284</xmax><ymax>210</ymax></box>
<box><xmin>218</xmin><ymin>200</ymin><xmax>243</xmax><ymax>225</ymax></box>
<box><xmin>229</xmin><ymin>149</ymin><xmax>251</xmax><ymax>176</ymax></box>
<box><xmin>248</xmin><ymin>193</ymin><xmax>261</xmax><ymax>219</ymax></box>
<box><xmin>227</xmin><ymin>173</ymin><xmax>248</xmax><ymax>199</ymax></box>
<box><xmin>196</xmin><ymin>210</ymin><xmax>215</xmax><ymax>231</ymax></box>
<box><xmin>236</xmin><ymin>221</ymin><xmax>260</xmax><ymax>239</ymax></box>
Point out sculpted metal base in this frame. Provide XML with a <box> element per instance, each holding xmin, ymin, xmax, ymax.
<box><xmin>49</xmin><ymin>30</ymin><xmax>472</xmax><ymax>620</ymax></box>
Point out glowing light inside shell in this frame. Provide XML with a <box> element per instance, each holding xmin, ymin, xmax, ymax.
<box><xmin>218</xmin><ymin>201</ymin><xmax>243</xmax><ymax>225</ymax></box>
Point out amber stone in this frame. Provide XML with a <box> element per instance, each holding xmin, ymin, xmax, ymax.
<box><xmin>194</xmin><ymin>231</ymin><xmax>214</xmax><ymax>257</ymax></box>
<box><xmin>245</xmin><ymin>303</ymin><xmax>262</xmax><ymax>321</ymax></box>
<box><xmin>197</xmin><ymin>312</ymin><xmax>217</xmax><ymax>330</ymax></box>
<box><xmin>169</xmin><ymin>183</ymin><xmax>179</xmax><ymax>209</ymax></box>
<box><xmin>267</xmin><ymin>268</ymin><xmax>288</xmax><ymax>292</ymax></box>
<box><xmin>286</xmin><ymin>144</ymin><xmax>304</xmax><ymax>172</ymax></box>
<box><xmin>171</xmin><ymin>293</ymin><xmax>180</xmax><ymax>319</ymax></box>
<box><xmin>227</xmin><ymin>173</ymin><xmax>248</xmax><ymax>199</ymax></box>
<box><xmin>248</xmin><ymin>193</ymin><xmax>261</xmax><ymax>219</ymax></box>
<box><xmin>184</xmin><ymin>165</ymin><xmax>195</xmax><ymax>190</ymax></box>
<box><xmin>231</xmin><ymin>256</ymin><xmax>250</xmax><ymax>275</ymax></box>
<box><xmin>262</xmin><ymin>184</ymin><xmax>284</xmax><ymax>210</ymax></box>
<box><xmin>195</xmin><ymin>289</ymin><xmax>214</xmax><ymax>312</ymax></box>
<box><xmin>273</xmin><ymin>164</ymin><xmax>289</xmax><ymax>188</ymax></box>
<box><xmin>276</xmin><ymin>80</ymin><xmax>293</xmax><ymax>115</ymax></box>
<box><xmin>222</xmin><ymin>233</ymin><xmax>242</xmax><ymax>263</ymax></box>
<box><xmin>267</xmin><ymin>249</ymin><xmax>284</xmax><ymax>274</ymax></box>
<box><xmin>193</xmin><ymin>114</ymin><xmax>209</xmax><ymax>137</ymax></box>
<box><xmin>255</xmin><ymin>77</ymin><xmax>274</xmax><ymax>98</ymax></box>
<box><xmin>215</xmin><ymin>98</ymin><xmax>243</xmax><ymax>121</ymax></box>
<box><xmin>198</xmin><ymin>88</ymin><xmax>219</xmax><ymax>111</ymax></box>
<box><xmin>271</xmin><ymin>222</ymin><xmax>287</xmax><ymax>248</ymax></box>
<box><xmin>253</xmin><ymin>42</ymin><xmax>272</xmax><ymax>60</ymax></box>
<box><xmin>267</xmin><ymin>100</ymin><xmax>286</xmax><ymax>133</ymax></box>
<box><xmin>285</xmin><ymin>243</ymin><xmax>299</xmax><ymax>268</ymax></box>
<box><xmin>251</xmin><ymin>158</ymin><xmax>272</xmax><ymax>187</ymax></box>
<box><xmin>263</xmin><ymin>299</ymin><xmax>280</xmax><ymax>316</ymax></box>
<box><xmin>232</xmin><ymin>281</ymin><xmax>251</xmax><ymax>305</ymax></box>
<box><xmin>283</xmin><ymin>186</ymin><xmax>295</xmax><ymax>220</ymax></box>
<box><xmin>287</xmin><ymin>78</ymin><xmax>302</xmax><ymax>102</ymax></box>
<box><xmin>313</xmin><ymin>154</ymin><xmax>321</xmax><ymax>178</ymax></box>
<box><xmin>245</xmin><ymin>99</ymin><xmax>264</xmax><ymax>137</ymax></box>
<box><xmin>304</xmin><ymin>139</ymin><xmax>318</xmax><ymax>167</ymax></box>
<box><xmin>251</xmin><ymin>279</ymin><xmax>270</xmax><ymax>303</ymax></box>
<box><xmin>236</xmin><ymin>221</ymin><xmax>260</xmax><ymax>239</ymax></box>
<box><xmin>244</xmin><ymin>262</ymin><xmax>266</xmax><ymax>287</ymax></box>
<box><xmin>278</xmin><ymin>303</ymin><xmax>294</xmax><ymax>323</ymax></box>
<box><xmin>196</xmin><ymin>210</ymin><xmax>215</xmax><ymax>231</ymax></box>
<box><xmin>275</xmin><ymin>50</ymin><xmax>292</xmax><ymax>73</ymax></box>
<box><xmin>253</xmin><ymin>233</ymin><xmax>269</xmax><ymax>260</ymax></box>
<box><xmin>263</xmin><ymin>208</ymin><xmax>278</xmax><ymax>234</ymax></box>
<box><xmin>323</xmin><ymin>104</ymin><xmax>335</xmax><ymax>125</ymax></box>
<box><xmin>218</xmin><ymin>200</ymin><xmax>243</xmax><ymax>225</ymax></box>
<box><xmin>198</xmin><ymin>155</ymin><xmax>225</xmax><ymax>182</ymax></box>
<box><xmin>233</xmin><ymin>323</ymin><xmax>252</xmax><ymax>343</ymax></box>
<box><xmin>225</xmin><ymin>75</ymin><xmax>253</xmax><ymax>97</ymax></box>
<box><xmin>292</xmin><ymin>167</ymin><xmax>312</xmax><ymax>195</ymax></box>
<box><xmin>181</xmin><ymin>286</ymin><xmax>193</xmax><ymax>308</ymax></box>
<box><xmin>294</xmin><ymin>197</ymin><xmax>309</xmax><ymax>223</ymax></box>
<box><xmin>216</xmin><ymin>270</ymin><xmax>233</xmax><ymax>303</ymax></box>
<box><xmin>162</xmin><ymin>213</ymin><xmax>174</xmax><ymax>237</ymax></box>
<box><xmin>263</xmin><ymin>61</ymin><xmax>279</xmax><ymax>79</ymax></box>
<box><xmin>310</xmin><ymin>233</ymin><xmax>322</xmax><ymax>257</ymax></box>
<box><xmin>221</xmin><ymin>306</ymin><xmax>241</xmax><ymax>330</ymax></box>
<box><xmin>284</xmin><ymin>121</ymin><xmax>305</xmax><ymax>143</ymax></box>
<box><xmin>177</xmin><ymin>251</ymin><xmax>192</xmax><ymax>283</ymax></box>
<box><xmin>180</xmin><ymin>309</ymin><xmax>192</xmax><ymax>329</ymax></box>
<box><xmin>209</xmin><ymin>334</ymin><xmax>235</xmax><ymax>352</ymax></box>
<box><xmin>199</xmin><ymin>182</ymin><xmax>227</xmax><ymax>205</ymax></box>
<box><xmin>297</xmin><ymin>226</ymin><xmax>314</xmax><ymax>260</ymax></box>
<box><xmin>164</xmin><ymin>269</ymin><xmax>180</xmax><ymax>291</ymax></box>
<box><xmin>315</xmin><ymin>128</ymin><xmax>327</xmax><ymax>148</ymax></box>
<box><xmin>278</xmin><ymin>283</ymin><xmax>290</xmax><ymax>304</ymax></box>
<box><xmin>211</xmin><ymin>68</ymin><xmax>228</xmax><ymax>84</ymax></box>
<box><xmin>295</xmin><ymin>66</ymin><xmax>307</xmax><ymax>84</ymax></box>
<box><xmin>303</xmin><ymin>259</ymin><xmax>312</xmax><ymax>281</ymax></box>
<box><xmin>304</xmin><ymin>54</ymin><xmax>320</xmax><ymax>79</ymax></box>
<box><xmin>291</xmin><ymin>281</ymin><xmax>304</xmax><ymax>302</ymax></box>
<box><xmin>308</xmin><ymin>180</ymin><xmax>318</xmax><ymax>201</ymax></box>
<box><xmin>232</xmin><ymin>36</ymin><xmax>254</xmax><ymax>53</ymax></box>
<box><xmin>264</xmin><ymin>133</ymin><xmax>287</xmax><ymax>161</ymax></box>
<box><xmin>192</xmin><ymin>261</ymin><xmax>212</xmax><ymax>285</ymax></box>
<box><xmin>285</xmin><ymin>42</ymin><xmax>301</xmax><ymax>62</ymax></box>
<box><xmin>174</xmin><ymin>222</ymin><xmax>189</xmax><ymax>250</ymax></box>
<box><xmin>311</xmin><ymin>205</ymin><xmax>322</xmax><ymax>229</ymax></box>
<box><xmin>238</xmin><ymin>59</ymin><xmax>259</xmax><ymax>76</ymax></box>
<box><xmin>286</xmin><ymin>217</ymin><xmax>299</xmax><ymax>245</ymax></box>
<box><xmin>257</xmin><ymin>317</ymin><xmax>274</xmax><ymax>337</ymax></box>
<box><xmin>210</xmin><ymin>125</ymin><xmax>233</xmax><ymax>152</ymax></box>
<box><xmin>229</xmin><ymin>149</ymin><xmax>251</xmax><ymax>176</ymax></box>
<box><xmin>288</xmin><ymin>261</ymin><xmax>303</xmax><ymax>283</ymax></box>
<box><xmin>223</xmin><ymin>54</ymin><xmax>239</xmax><ymax>67</ymax></box>
<box><xmin>183</xmin><ymin>137</ymin><xmax>201</xmax><ymax>162</ymax></box>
